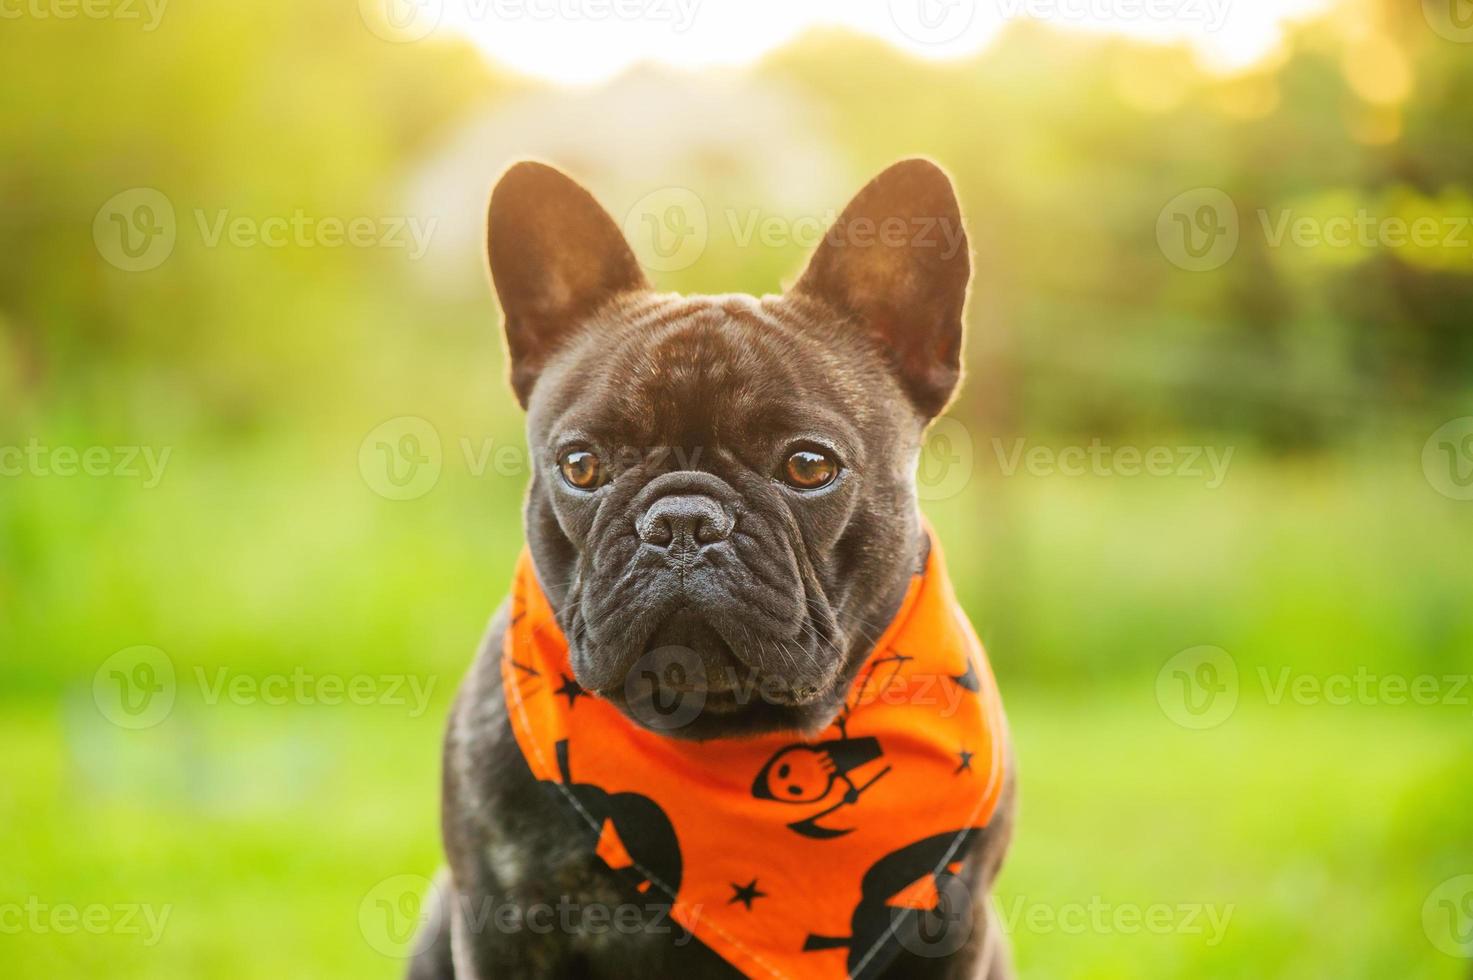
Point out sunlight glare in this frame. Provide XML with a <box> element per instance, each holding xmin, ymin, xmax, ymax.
<box><xmin>428</xmin><ymin>0</ymin><xmax>1341</xmax><ymax>84</ymax></box>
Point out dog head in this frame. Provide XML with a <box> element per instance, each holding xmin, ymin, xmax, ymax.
<box><xmin>487</xmin><ymin>159</ymin><xmax>970</xmax><ymax>739</ymax></box>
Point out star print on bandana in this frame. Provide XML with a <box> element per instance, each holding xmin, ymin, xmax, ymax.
<box><xmin>554</xmin><ymin>673</ymin><xmax>586</xmax><ymax>709</ymax></box>
<box><xmin>728</xmin><ymin>879</ymin><xmax>767</xmax><ymax>910</ymax></box>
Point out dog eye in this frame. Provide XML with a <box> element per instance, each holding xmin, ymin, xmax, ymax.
<box><xmin>559</xmin><ymin>450</ymin><xmax>604</xmax><ymax>491</ymax></box>
<box><xmin>779</xmin><ymin>449</ymin><xmax>838</xmax><ymax>491</ymax></box>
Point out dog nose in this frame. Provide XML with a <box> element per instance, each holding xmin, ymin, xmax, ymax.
<box><xmin>637</xmin><ymin>495</ymin><xmax>732</xmax><ymax>550</ymax></box>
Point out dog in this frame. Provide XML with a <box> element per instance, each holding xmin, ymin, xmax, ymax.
<box><xmin>411</xmin><ymin>158</ymin><xmax>1016</xmax><ymax>979</ymax></box>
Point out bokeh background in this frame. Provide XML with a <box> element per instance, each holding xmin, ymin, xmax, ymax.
<box><xmin>3</xmin><ymin>0</ymin><xmax>1472</xmax><ymax>976</ymax></box>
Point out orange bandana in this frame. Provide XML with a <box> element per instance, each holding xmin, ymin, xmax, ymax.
<box><xmin>502</xmin><ymin>531</ymin><xmax>1008</xmax><ymax>979</ymax></box>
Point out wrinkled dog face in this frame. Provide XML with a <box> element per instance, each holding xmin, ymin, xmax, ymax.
<box><xmin>487</xmin><ymin>160</ymin><xmax>971</xmax><ymax>738</ymax></box>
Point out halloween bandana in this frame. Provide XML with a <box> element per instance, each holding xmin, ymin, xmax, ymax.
<box><xmin>501</xmin><ymin>529</ymin><xmax>1009</xmax><ymax>979</ymax></box>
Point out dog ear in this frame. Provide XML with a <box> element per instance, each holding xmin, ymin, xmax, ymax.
<box><xmin>487</xmin><ymin>161</ymin><xmax>649</xmax><ymax>406</ymax></box>
<box><xmin>793</xmin><ymin>159</ymin><xmax>971</xmax><ymax>418</ymax></box>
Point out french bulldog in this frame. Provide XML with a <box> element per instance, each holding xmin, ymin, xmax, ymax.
<box><xmin>411</xmin><ymin>158</ymin><xmax>1015</xmax><ymax>979</ymax></box>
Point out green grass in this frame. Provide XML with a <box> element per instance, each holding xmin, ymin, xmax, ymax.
<box><xmin>1004</xmin><ymin>696</ymin><xmax>1472</xmax><ymax>979</ymax></box>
